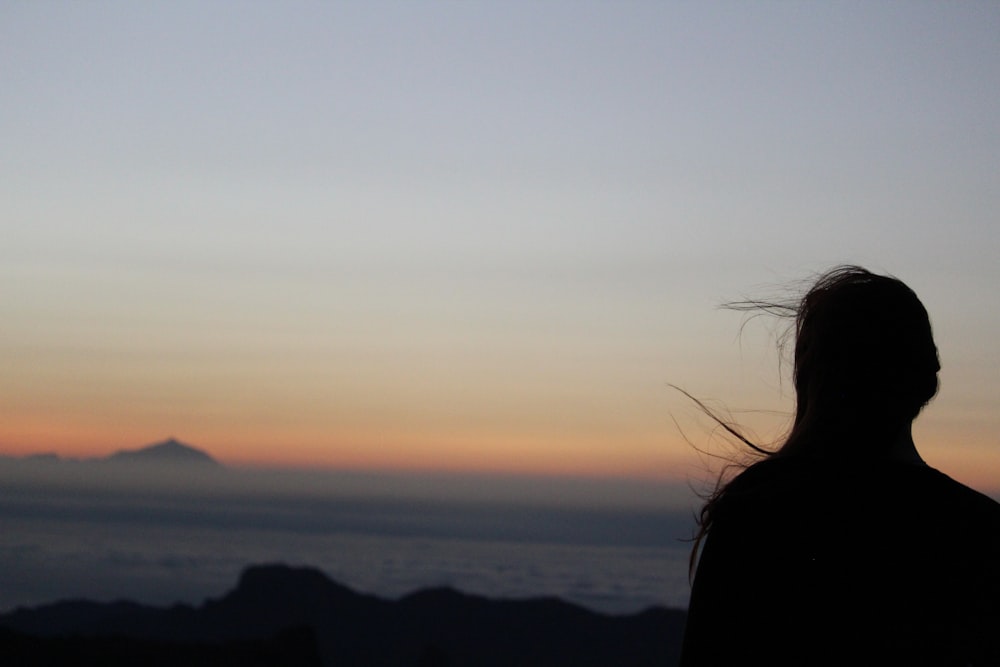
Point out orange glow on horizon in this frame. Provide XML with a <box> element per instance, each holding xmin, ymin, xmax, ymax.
<box><xmin>2</xmin><ymin>405</ymin><xmax>996</xmax><ymax>494</ymax></box>
<box><xmin>0</xmin><ymin>413</ymin><xmax>691</xmax><ymax>481</ymax></box>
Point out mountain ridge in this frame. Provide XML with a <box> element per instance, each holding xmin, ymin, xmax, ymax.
<box><xmin>0</xmin><ymin>563</ymin><xmax>685</xmax><ymax>666</ymax></box>
<box><xmin>1</xmin><ymin>438</ymin><xmax>220</xmax><ymax>468</ymax></box>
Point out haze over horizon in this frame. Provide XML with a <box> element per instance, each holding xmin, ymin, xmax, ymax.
<box><xmin>0</xmin><ymin>434</ymin><xmax>693</xmax><ymax>614</ymax></box>
<box><xmin>3</xmin><ymin>2</ymin><xmax>999</xmax><ymax>493</ymax></box>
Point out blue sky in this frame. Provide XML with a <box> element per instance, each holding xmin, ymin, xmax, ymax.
<box><xmin>2</xmin><ymin>2</ymin><xmax>999</xmax><ymax>487</ymax></box>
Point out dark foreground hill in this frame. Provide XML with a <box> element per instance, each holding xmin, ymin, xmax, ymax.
<box><xmin>0</xmin><ymin>625</ymin><xmax>319</xmax><ymax>667</ymax></box>
<box><xmin>0</xmin><ymin>564</ymin><xmax>686</xmax><ymax>667</ymax></box>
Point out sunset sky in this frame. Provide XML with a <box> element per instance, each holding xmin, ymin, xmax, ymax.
<box><xmin>3</xmin><ymin>2</ymin><xmax>999</xmax><ymax>491</ymax></box>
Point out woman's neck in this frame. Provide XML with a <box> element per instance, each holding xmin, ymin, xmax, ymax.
<box><xmin>886</xmin><ymin>424</ymin><xmax>926</xmax><ymax>465</ymax></box>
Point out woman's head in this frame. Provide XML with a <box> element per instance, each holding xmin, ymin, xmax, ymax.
<box><xmin>785</xmin><ymin>266</ymin><xmax>940</xmax><ymax>453</ymax></box>
<box><xmin>687</xmin><ymin>266</ymin><xmax>941</xmax><ymax>571</ymax></box>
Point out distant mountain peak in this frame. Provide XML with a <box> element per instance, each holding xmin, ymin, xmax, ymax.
<box><xmin>145</xmin><ymin>437</ymin><xmax>194</xmax><ymax>452</ymax></box>
<box><xmin>106</xmin><ymin>438</ymin><xmax>220</xmax><ymax>467</ymax></box>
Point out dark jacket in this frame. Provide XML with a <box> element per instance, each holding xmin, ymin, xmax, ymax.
<box><xmin>681</xmin><ymin>456</ymin><xmax>1000</xmax><ymax>666</ymax></box>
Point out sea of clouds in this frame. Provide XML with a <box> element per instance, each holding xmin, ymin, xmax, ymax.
<box><xmin>0</xmin><ymin>459</ymin><xmax>695</xmax><ymax>614</ymax></box>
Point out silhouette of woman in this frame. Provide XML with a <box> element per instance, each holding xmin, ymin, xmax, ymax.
<box><xmin>680</xmin><ymin>266</ymin><xmax>1000</xmax><ymax>666</ymax></box>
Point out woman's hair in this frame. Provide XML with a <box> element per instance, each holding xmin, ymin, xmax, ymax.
<box><xmin>689</xmin><ymin>266</ymin><xmax>941</xmax><ymax>571</ymax></box>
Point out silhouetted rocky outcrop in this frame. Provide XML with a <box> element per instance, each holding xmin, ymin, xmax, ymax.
<box><xmin>0</xmin><ymin>564</ymin><xmax>686</xmax><ymax>666</ymax></box>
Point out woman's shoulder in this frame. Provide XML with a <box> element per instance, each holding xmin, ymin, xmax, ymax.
<box><xmin>903</xmin><ymin>465</ymin><xmax>1000</xmax><ymax>522</ymax></box>
<box><xmin>713</xmin><ymin>455</ymin><xmax>827</xmax><ymax>517</ymax></box>
<box><xmin>722</xmin><ymin>455</ymin><xmax>1000</xmax><ymax>520</ymax></box>
<box><xmin>723</xmin><ymin>455</ymin><xmax>822</xmax><ymax>495</ymax></box>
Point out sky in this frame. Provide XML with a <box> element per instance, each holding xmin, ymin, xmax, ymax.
<box><xmin>2</xmin><ymin>2</ymin><xmax>999</xmax><ymax>492</ymax></box>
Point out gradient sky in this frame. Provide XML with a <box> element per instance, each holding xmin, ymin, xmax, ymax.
<box><xmin>2</xmin><ymin>2</ymin><xmax>999</xmax><ymax>490</ymax></box>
